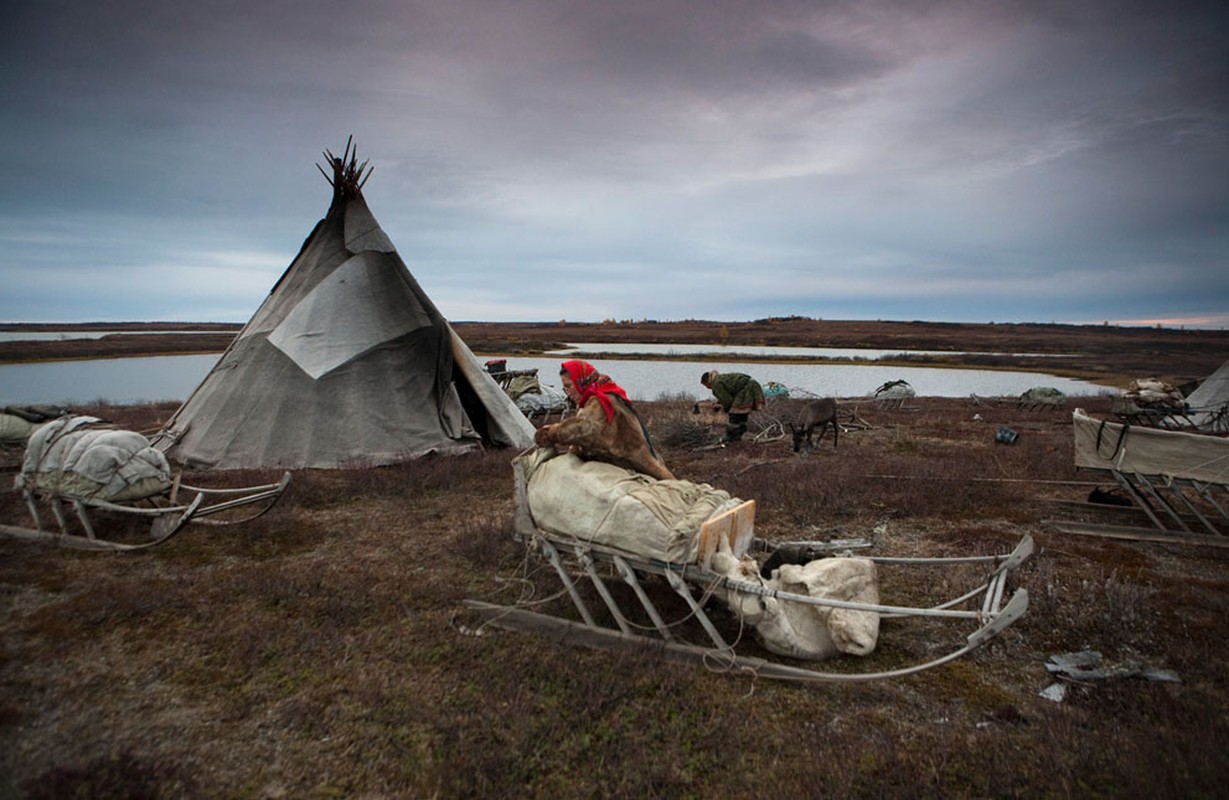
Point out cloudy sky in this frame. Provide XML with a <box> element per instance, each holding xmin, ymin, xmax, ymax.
<box><xmin>2</xmin><ymin>1</ymin><xmax>1226</xmax><ymax>328</ymax></box>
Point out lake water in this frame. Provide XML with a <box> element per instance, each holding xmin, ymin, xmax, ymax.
<box><xmin>502</xmin><ymin>356</ymin><xmax>1105</xmax><ymax>401</ymax></box>
<box><xmin>0</xmin><ymin>330</ymin><xmax>212</xmax><ymax>342</ymax></box>
<box><xmin>550</xmin><ymin>342</ymin><xmax>1068</xmax><ymax>359</ymax></box>
<box><xmin>0</xmin><ymin>355</ymin><xmax>220</xmax><ymax>406</ymax></box>
<box><xmin>0</xmin><ymin>350</ymin><xmax>1108</xmax><ymax>407</ymax></box>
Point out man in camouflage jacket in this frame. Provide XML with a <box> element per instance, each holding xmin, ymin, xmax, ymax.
<box><xmin>700</xmin><ymin>370</ymin><xmax>765</xmax><ymax>442</ymax></box>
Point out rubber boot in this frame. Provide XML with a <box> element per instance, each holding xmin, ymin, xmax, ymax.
<box><xmin>725</xmin><ymin>413</ymin><xmax>748</xmax><ymax>442</ymax></box>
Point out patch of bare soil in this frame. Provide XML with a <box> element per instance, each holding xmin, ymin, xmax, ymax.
<box><xmin>2</xmin><ymin>394</ymin><xmax>1227</xmax><ymax>797</ymax></box>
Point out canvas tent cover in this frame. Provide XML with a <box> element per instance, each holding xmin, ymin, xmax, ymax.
<box><xmin>156</xmin><ymin>147</ymin><xmax>534</xmax><ymax>470</ymax></box>
<box><xmin>0</xmin><ymin>414</ymin><xmax>42</xmax><ymax>447</ymax></box>
<box><xmin>1072</xmin><ymin>408</ymin><xmax>1229</xmax><ymax>484</ymax></box>
<box><xmin>1183</xmin><ymin>359</ymin><xmax>1229</xmax><ymax>432</ymax></box>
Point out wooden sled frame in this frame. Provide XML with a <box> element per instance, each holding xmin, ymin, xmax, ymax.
<box><xmin>1100</xmin><ymin>468</ymin><xmax>1228</xmax><ymax>536</ymax></box>
<box><xmin>1049</xmin><ymin>467</ymin><xmax>1229</xmax><ymax>546</ymax></box>
<box><xmin>1053</xmin><ymin>409</ymin><xmax>1229</xmax><ymax>545</ymax></box>
<box><xmin>4</xmin><ymin>472</ymin><xmax>291</xmax><ymax>552</ymax></box>
<box><xmin>465</xmin><ymin>462</ymin><xmax>1032</xmax><ymax>684</ymax></box>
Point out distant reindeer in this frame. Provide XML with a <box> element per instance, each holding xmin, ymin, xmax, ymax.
<box><xmin>788</xmin><ymin>398</ymin><xmax>840</xmax><ymax>452</ymax></box>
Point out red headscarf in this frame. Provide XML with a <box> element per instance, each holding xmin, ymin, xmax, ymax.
<box><xmin>560</xmin><ymin>360</ymin><xmax>629</xmax><ymax>422</ymax></box>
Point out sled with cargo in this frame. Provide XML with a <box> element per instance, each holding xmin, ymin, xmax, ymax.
<box><xmin>0</xmin><ymin>404</ymin><xmax>70</xmax><ymax>452</ymax></box>
<box><xmin>484</xmin><ymin>361</ymin><xmax>570</xmax><ymax>422</ymax></box>
<box><xmin>871</xmin><ymin>379</ymin><xmax>916</xmax><ymax>409</ymax></box>
<box><xmin>1108</xmin><ymin>362</ymin><xmax>1229</xmax><ymax>434</ymax></box>
<box><xmin>3</xmin><ymin>416</ymin><xmax>290</xmax><ymax>551</ymax></box>
<box><xmin>462</xmin><ymin>448</ymin><xmax>1032</xmax><ymax>683</ymax></box>
<box><xmin>1045</xmin><ymin>408</ymin><xmax>1229</xmax><ymax>546</ymax></box>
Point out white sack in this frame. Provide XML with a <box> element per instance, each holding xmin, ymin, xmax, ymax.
<box><xmin>711</xmin><ymin>547</ymin><xmax>880</xmax><ymax>661</ymax></box>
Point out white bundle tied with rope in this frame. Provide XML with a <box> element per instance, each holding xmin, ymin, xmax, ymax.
<box><xmin>17</xmin><ymin>416</ymin><xmax>173</xmax><ymax>502</ymax></box>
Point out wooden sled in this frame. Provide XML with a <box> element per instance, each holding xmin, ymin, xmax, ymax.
<box><xmin>1057</xmin><ymin>409</ymin><xmax>1229</xmax><ymax>544</ymax></box>
<box><xmin>464</xmin><ymin>461</ymin><xmax>1032</xmax><ymax>684</ymax></box>
<box><xmin>1045</xmin><ymin>469</ymin><xmax>1229</xmax><ymax>546</ymax></box>
<box><xmin>5</xmin><ymin>471</ymin><xmax>291</xmax><ymax>552</ymax></box>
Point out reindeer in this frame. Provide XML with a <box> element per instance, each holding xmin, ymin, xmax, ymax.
<box><xmin>788</xmin><ymin>398</ymin><xmax>840</xmax><ymax>452</ymax></box>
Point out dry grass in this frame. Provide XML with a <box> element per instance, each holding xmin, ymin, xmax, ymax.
<box><xmin>2</xmin><ymin>393</ymin><xmax>1227</xmax><ymax>798</ymax></box>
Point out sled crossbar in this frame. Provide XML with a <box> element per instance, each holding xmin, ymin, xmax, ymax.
<box><xmin>1072</xmin><ymin>468</ymin><xmax>1229</xmax><ymax>539</ymax></box>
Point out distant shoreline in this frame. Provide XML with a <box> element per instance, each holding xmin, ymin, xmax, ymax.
<box><xmin>2</xmin><ymin>319</ymin><xmax>1225</xmax><ymax>387</ymax></box>
<box><xmin>0</xmin><ymin>322</ymin><xmax>241</xmax><ymax>332</ymax></box>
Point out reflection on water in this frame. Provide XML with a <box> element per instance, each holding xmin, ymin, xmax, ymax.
<box><xmin>0</xmin><ymin>352</ymin><xmax>1106</xmax><ymax>406</ymax></box>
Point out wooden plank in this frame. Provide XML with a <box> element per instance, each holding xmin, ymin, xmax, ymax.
<box><xmin>1048</xmin><ymin>500</ymin><xmax>1225</xmax><ymax>534</ymax></box>
<box><xmin>0</xmin><ymin>495</ymin><xmax>203</xmax><ymax>552</ymax></box>
<box><xmin>0</xmin><ymin>523</ymin><xmax>52</xmax><ymax>542</ymax></box>
<box><xmin>1049</xmin><ymin>499</ymin><xmax>1149</xmax><ymax>516</ymax></box>
<box><xmin>0</xmin><ymin>523</ymin><xmax>122</xmax><ymax>551</ymax></box>
<box><xmin>1133</xmin><ymin>472</ymin><xmax>1191</xmax><ymax>532</ymax></box>
<box><xmin>463</xmin><ymin>599</ymin><xmax>865</xmax><ymax>681</ymax></box>
<box><xmin>461</xmin><ymin>599</ymin><xmax>1020</xmax><ymax>683</ymax></box>
<box><xmin>697</xmin><ymin>499</ymin><xmax>756</xmax><ymax>569</ymax></box>
<box><xmin>1042</xmin><ymin>520</ymin><xmax>1229</xmax><ymax>548</ymax></box>
<box><xmin>1110</xmin><ymin>470</ymin><xmax>1169</xmax><ymax>531</ymax></box>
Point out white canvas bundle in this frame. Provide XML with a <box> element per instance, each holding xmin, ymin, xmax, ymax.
<box><xmin>521</xmin><ymin>449</ymin><xmax>743</xmax><ymax>564</ymax></box>
<box><xmin>19</xmin><ymin>416</ymin><xmax>172</xmax><ymax>502</ymax></box>
<box><xmin>0</xmin><ymin>413</ymin><xmax>42</xmax><ymax>446</ymax></box>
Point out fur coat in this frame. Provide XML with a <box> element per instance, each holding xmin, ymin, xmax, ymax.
<box><xmin>535</xmin><ymin>396</ymin><xmax>675</xmax><ymax>481</ymax></box>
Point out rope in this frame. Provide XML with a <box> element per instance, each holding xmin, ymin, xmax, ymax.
<box><xmin>1094</xmin><ymin>418</ymin><xmax>1131</xmax><ymax>460</ymax></box>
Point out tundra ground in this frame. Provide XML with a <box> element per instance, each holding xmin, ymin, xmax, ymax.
<box><xmin>3</xmin><ymin>390</ymin><xmax>1226</xmax><ymax>798</ymax></box>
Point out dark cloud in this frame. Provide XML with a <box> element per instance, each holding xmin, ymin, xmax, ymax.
<box><xmin>0</xmin><ymin>0</ymin><xmax>1225</xmax><ymax>326</ymax></box>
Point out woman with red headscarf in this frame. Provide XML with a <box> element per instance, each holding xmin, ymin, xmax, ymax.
<box><xmin>534</xmin><ymin>359</ymin><xmax>675</xmax><ymax>481</ymax></box>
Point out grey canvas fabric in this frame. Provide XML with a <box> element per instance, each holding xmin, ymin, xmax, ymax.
<box><xmin>1184</xmin><ymin>359</ymin><xmax>1229</xmax><ymax>431</ymax></box>
<box><xmin>155</xmin><ymin>180</ymin><xmax>534</xmax><ymax>470</ymax></box>
<box><xmin>1072</xmin><ymin>408</ymin><xmax>1228</xmax><ymax>484</ymax></box>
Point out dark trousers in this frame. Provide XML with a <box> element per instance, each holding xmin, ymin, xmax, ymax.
<box><xmin>726</xmin><ymin>412</ymin><xmax>749</xmax><ymax>441</ymax></box>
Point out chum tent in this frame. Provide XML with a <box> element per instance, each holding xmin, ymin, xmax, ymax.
<box><xmin>1183</xmin><ymin>359</ymin><xmax>1229</xmax><ymax>432</ymax></box>
<box><xmin>154</xmin><ymin>142</ymin><xmax>535</xmax><ymax>469</ymax></box>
